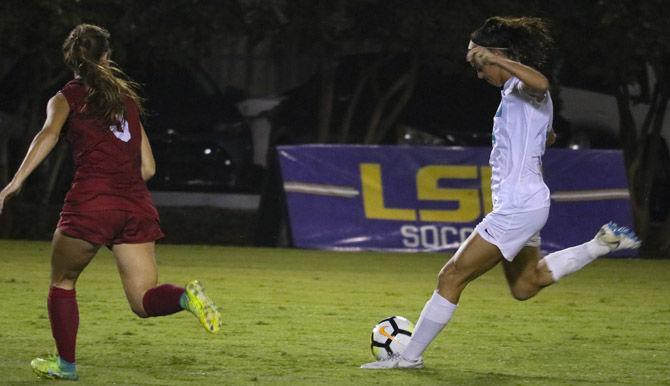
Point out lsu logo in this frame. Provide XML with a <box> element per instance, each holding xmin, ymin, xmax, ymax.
<box><xmin>359</xmin><ymin>163</ymin><xmax>492</xmax><ymax>223</ymax></box>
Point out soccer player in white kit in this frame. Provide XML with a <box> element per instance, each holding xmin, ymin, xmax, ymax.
<box><xmin>362</xmin><ymin>16</ymin><xmax>641</xmax><ymax>370</ymax></box>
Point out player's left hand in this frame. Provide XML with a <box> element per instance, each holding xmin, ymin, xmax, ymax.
<box><xmin>546</xmin><ymin>130</ymin><xmax>557</xmax><ymax>146</ymax></box>
<box><xmin>0</xmin><ymin>181</ymin><xmax>22</xmax><ymax>215</ymax></box>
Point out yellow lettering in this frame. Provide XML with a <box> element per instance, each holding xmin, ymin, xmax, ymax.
<box><xmin>360</xmin><ymin>163</ymin><xmax>416</xmax><ymax>220</ymax></box>
<box><xmin>417</xmin><ymin>165</ymin><xmax>480</xmax><ymax>223</ymax></box>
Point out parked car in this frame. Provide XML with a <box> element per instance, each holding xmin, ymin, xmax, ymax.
<box><xmin>128</xmin><ymin>60</ymin><xmax>258</xmax><ymax>192</ymax></box>
<box><xmin>0</xmin><ymin>55</ymin><xmax>258</xmax><ymax>193</ymax></box>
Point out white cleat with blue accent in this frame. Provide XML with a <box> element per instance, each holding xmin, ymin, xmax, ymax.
<box><xmin>595</xmin><ymin>222</ymin><xmax>641</xmax><ymax>251</ymax></box>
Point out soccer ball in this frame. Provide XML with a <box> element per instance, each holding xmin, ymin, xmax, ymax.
<box><xmin>370</xmin><ymin>316</ymin><xmax>415</xmax><ymax>360</ymax></box>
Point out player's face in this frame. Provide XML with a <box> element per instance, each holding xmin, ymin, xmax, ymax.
<box><xmin>100</xmin><ymin>49</ymin><xmax>111</xmax><ymax>65</ymax></box>
<box><xmin>467</xmin><ymin>41</ymin><xmax>504</xmax><ymax>87</ymax></box>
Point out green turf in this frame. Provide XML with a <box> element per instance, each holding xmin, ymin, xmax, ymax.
<box><xmin>0</xmin><ymin>239</ymin><xmax>668</xmax><ymax>385</ymax></box>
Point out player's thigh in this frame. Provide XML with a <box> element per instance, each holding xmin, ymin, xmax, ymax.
<box><xmin>112</xmin><ymin>242</ymin><xmax>158</xmax><ymax>307</ymax></box>
<box><xmin>51</xmin><ymin>229</ymin><xmax>100</xmax><ymax>288</ymax></box>
<box><xmin>440</xmin><ymin>232</ymin><xmax>503</xmax><ymax>288</ymax></box>
<box><xmin>502</xmin><ymin>245</ymin><xmax>542</xmax><ymax>288</ymax></box>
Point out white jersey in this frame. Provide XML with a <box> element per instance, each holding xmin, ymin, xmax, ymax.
<box><xmin>489</xmin><ymin>76</ymin><xmax>552</xmax><ymax>214</ymax></box>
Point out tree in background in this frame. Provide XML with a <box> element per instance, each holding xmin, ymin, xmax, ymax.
<box><xmin>0</xmin><ymin>0</ymin><xmax>246</xmax><ymax>235</ymax></box>
<box><xmin>550</xmin><ymin>0</ymin><xmax>670</xmax><ymax>256</ymax></box>
<box><xmin>257</xmin><ymin>0</ymin><xmax>546</xmax><ymax>144</ymax></box>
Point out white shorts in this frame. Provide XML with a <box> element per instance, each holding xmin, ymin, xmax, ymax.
<box><xmin>474</xmin><ymin>207</ymin><xmax>549</xmax><ymax>261</ymax></box>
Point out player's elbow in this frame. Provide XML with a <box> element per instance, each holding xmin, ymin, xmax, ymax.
<box><xmin>141</xmin><ymin>165</ymin><xmax>155</xmax><ymax>181</ymax></box>
<box><xmin>533</xmin><ymin>78</ymin><xmax>550</xmax><ymax>96</ymax></box>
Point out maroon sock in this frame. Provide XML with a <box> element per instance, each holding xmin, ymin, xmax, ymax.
<box><xmin>142</xmin><ymin>284</ymin><xmax>185</xmax><ymax>317</ymax></box>
<box><xmin>47</xmin><ymin>287</ymin><xmax>78</xmax><ymax>364</ymax></box>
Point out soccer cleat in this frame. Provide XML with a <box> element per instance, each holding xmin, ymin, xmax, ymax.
<box><xmin>360</xmin><ymin>354</ymin><xmax>424</xmax><ymax>369</ymax></box>
<box><xmin>595</xmin><ymin>222</ymin><xmax>641</xmax><ymax>251</ymax></box>
<box><xmin>184</xmin><ymin>280</ymin><xmax>222</xmax><ymax>333</ymax></box>
<box><xmin>30</xmin><ymin>356</ymin><xmax>78</xmax><ymax>381</ymax></box>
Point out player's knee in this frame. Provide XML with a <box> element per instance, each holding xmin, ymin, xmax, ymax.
<box><xmin>436</xmin><ymin>262</ymin><xmax>470</xmax><ymax>303</ymax></box>
<box><xmin>509</xmin><ymin>282</ymin><xmax>539</xmax><ymax>301</ymax></box>
<box><xmin>437</xmin><ymin>261</ymin><xmax>461</xmax><ymax>289</ymax></box>
<box><xmin>50</xmin><ymin>270</ymin><xmax>81</xmax><ymax>287</ymax></box>
<box><xmin>510</xmin><ymin>288</ymin><xmax>534</xmax><ymax>301</ymax></box>
<box><xmin>436</xmin><ymin>265</ymin><xmax>450</xmax><ymax>287</ymax></box>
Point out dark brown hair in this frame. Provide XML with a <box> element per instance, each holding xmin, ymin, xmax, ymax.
<box><xmin>470</xmin><ymin>16</ymin><xmax>553</xmax><ymax>70</ymax></box>
<box><xmin>62</xmin><ymin>24</ymin><xmax>143</xmax><ymax>123</ymax></box>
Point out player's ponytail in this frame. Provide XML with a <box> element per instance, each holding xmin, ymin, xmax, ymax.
<box><xmin>62</xmin><ymin>24</ymin><xmax>143</xmax><ymax>123</ymax></box>
<box><xmin>470</xmin><ymin>16</ymin><xmax>553</xmax><ymax>70</ymax></box>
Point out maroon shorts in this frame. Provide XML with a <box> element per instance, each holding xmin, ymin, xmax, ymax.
<box><xmin>57</xmin><ymin>210</ymin><xmax>165</xmax><ymax>246</ymax></box>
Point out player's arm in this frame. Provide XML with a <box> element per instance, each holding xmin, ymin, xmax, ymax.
<box><xmin>139</xmin><ymin>123</ymin><xmax>156</xmax><ymax>181</ymax></box>
<box><xmin>0</xmin><ymin>93</ymin><xmax>69</xmax><ymax>214</ymax></box>
<box><xmin>468</xmin><ymin>46</ymin><xmax>549</xmax><ymax>100</ymax></box>
<box><xmin>491</xmin><ymin>56</ymin><xmax>549</xmax><ymax>100</ymax></box>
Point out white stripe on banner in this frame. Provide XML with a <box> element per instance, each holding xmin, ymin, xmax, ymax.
<box><xmin>151</xmin><ymin>191</ymin><xmax>260</xmax><ymax>209</ymax></box>
<box><xmin>551</xmin><ymin>189</ymin><xmax>630</xmax><ymax>202</ymax></box>
<box><xmin>284</xmin><ymin>184</ymin><xmax>630</xmax><ymax>202</ymax></box>
<box><xmin>283</xmin><ymin>182</ymin><xmax>360</xmax><ymax>198</ymax></box>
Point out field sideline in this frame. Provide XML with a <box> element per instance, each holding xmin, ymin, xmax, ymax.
<box><xmin>0</xmin><ymin>240</ymin><xmax>668</xmax><ymax>385</ymax></box>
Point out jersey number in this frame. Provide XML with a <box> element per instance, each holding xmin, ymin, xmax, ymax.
<box><xmin>109</xmin><ymin>119</ymin><xmax>131</xmax><ymax>142</ymax></box>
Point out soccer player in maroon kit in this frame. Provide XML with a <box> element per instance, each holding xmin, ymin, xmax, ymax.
<box><xmin>0</xmin><ymin>24</ymin><xmax>222</xmax><ymax>381</ymax></box>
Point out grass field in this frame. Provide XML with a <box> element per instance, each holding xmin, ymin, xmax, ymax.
<box><xmin>0</xmin><ymin>240</ymin><xmax>669</xmax><ymax>385</ymax></box>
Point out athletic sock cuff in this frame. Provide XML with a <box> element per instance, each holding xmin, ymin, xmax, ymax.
<box><xmin>49</xmin><ymin>287</ymin><xmax>76</xmax><ymax>299</ymax></box>
<box><xmin>58</xmin><ymin>357</ymin><xmax>77</xmax><ymax>370</ymax></box>
<box><xmin>543</xmin><ymin>252</ymin><xmax>564</xmax><ymax>282</ymax></box>
<box><xmin>424</xmin><ymin>291</ymin><xmax>457</xmax><ymax>324</ymax></box>
<box><xmin>430</xmin><ymin>291</ymin><xmax>457</xmax><ymax>308</ymax></box>
<box><xmin>586</xmin><ymin>239</ymin><xmax>611</xmax><ymax>257</ymax></box>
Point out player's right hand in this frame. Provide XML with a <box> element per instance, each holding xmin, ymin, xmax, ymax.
<box><xmin>466</xmin><ymin>46</ymin><xmax>495</xmax><ymax>69</ymax></box>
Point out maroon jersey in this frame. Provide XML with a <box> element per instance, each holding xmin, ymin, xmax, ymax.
<box><xmin>59</xmin><ymin>79</ymin><xmax>158</xmax><ymax>219</ymax></box>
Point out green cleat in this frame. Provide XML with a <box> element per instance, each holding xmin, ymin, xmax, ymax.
<box><xmin>184</xmin><ymin>280</ymin><xmax>222</xmax><ymax>333</ymax></box>
<box><xmin>30</xmin><ymin>356</ymin><xmax>78</xmax><ymax>381</ymax></box>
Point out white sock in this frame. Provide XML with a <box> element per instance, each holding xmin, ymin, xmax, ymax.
<box><xmin>543</xmin><ymin>239</ymin><xmax>611</xmax><ymax>282</ymax></box>
<box><xmin>401</xmin><ymin>291</ymin><xmax>457</xmax><ymax>361</ymax></box>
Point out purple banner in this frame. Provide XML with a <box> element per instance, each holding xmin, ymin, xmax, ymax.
<box><xmin>278</xmin><ymin>145</ymin><xmax>635</xmax><ymax>255</ymax></box>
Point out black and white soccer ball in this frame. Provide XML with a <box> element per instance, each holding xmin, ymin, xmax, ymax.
<box><xmin>370</xmin><ymin>316</ymin><xmax>415</xmax><ymax>360</ymax></box>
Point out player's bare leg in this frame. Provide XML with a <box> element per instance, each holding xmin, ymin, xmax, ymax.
<box><xmin>435</xmin><ymin>233</ymin><xmax>504</xmax><ymax>303</ymax></box>
<box><xmin>113</xmin><ymin>242</ymin><xmax>222</xmax><ymax>332</ymax></box>
<box><xmin>50</xmin><ymin>229</ymin><xmax>100</xmax><ymax>289</ymax></box>
<box><xmin>502</xmin><ymin>245</ymin><xmax>553</xmax><ymax>301</ymax></box>
<box><xmin>504</xmin><ymin>222</ymin><xmax>641</xmax><ymax>301</ymax></box>
<box><xmin>113</xmin><ymin>242</ymin><xmax>159</xmax><ymax>317</ymax></box>
<box><xmin>31</xmin><ymin>230</ymin><xmax>99</xmax><ymax>381</ymax></box>
<box><xmin>362</xmin><ymin>232</ymin><xmax>503</xmax><ymax>369</ymax></box>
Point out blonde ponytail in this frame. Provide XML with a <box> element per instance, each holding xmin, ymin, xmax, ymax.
<box><xmin>63</xmin><ymin>24</ymin><xmax>144</xmax><ymax>123</ymax></box>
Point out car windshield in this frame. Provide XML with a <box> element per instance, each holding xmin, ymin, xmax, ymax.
<box><xmin>137</xmin><ymin>64</ymin><xmax>243</xmax><ymax>132</ymax></box>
